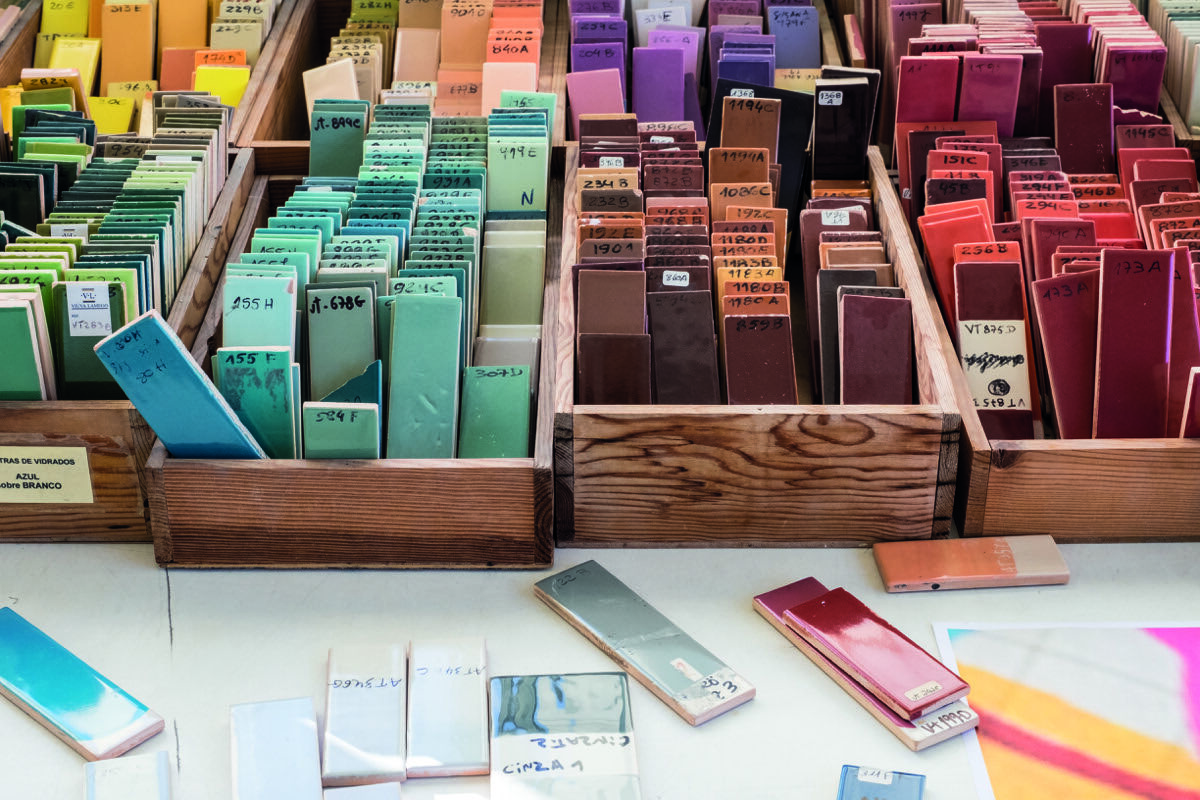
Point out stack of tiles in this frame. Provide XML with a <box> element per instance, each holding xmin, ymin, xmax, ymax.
<box><xmin>571</xmin><ymin>83</ymin><xmax>913</xmax><ymax>407</ymax></box>
<box><xmin>99</xmin><ymin>98</ymin><xmax>550</xmax><ymax>461</ymax></box>
<box><xmin>913</xmin><ymin>121</ymin><xmax>1200</xmax><ymax>441</ymax></box>
<box><xmin>299</xmin><ymin>0</ymin><xmax>548</xmax><ymax>117</ymax></box>
<box><xmin>562</xmin><ymin>0</ymin><xmax>823</xmax><ymax>140</ymax></box>
<box><xmin>753</xmin><ymin>579</ymin><xmax>978</xmax><ymax>751</ymax></box>
<box><xmin>24</xmin><ymin>0</ymin><xmax>282</xmax><ymax>133</ymax></box>
<box><xmin>1</xmin><ymin>89</ymin><xmax>232</xmax><ymax>402</ymax></box>
<box><xmin>802</xmin><ymin>68</ymin><xmax>913</xmax><ymax>405</ymax></box>
<box><xmin>876</xmin><ymin>0</ymin><xmax>1169</xmax><ymax>151</ymax></box>
<box><xmin>232</xmin><ymin>639</ymin><xmax>489</xmax><ymax>799</ymax></box>
<box><xmin>535</xmin><ymin>561</ymin><xmax>755</xmax><ymax>726</ymax></box>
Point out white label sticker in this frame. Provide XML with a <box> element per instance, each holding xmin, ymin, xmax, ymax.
<box><xmin>66</xmin><ymin>282</ymin><xmax>112</xmax><ymax>338</ymax></box>
<box><xmin>650</xmin><ymin>135</ymin><xmax>673</xmax><ymax>143</ymax></box>
<box><xmin>956</xmin><ymin>319</ymin><xmax>1032</xmax><ymax>414</ymax></box>
<box><xmin>307</xmin><ymin>186</ymin><xmax>332</xmax><ymax>192</ymax></box>
<box><xmin>858</xmin><ymin>767</ymin><xmax>894</xmax><ymax>785</ymax></box>
<box><xmin>662</xmin><ymin>270</ymin><xmax>690</xmax><ymax>287</ymax></box>
<box><xmin>819</xmin><ymin>90</ymin><xmax>844</xmax><ymax>106</ymax></box>
<box><xmin>821</xmin><ymin>208</ymin><xmax>850</xmax><ymax>226</ymax></box>
<box><xmin>730</xmin><ymin>88</ymin><xmax>755</xmax><ymax>98</ymax></box>
<box><xmin>49</xmin><ymin>223</ymin><xmax>89</xmax><ymax>241</ymax></box>
<box><xmin>599</xmin><ymin>156</ymin><xmax>625</xmax><ymax>168</ymax></box>
<box><xmin>670</xmin><ymin>658</ymin><xmax>703</xmax><ymax>682</ymax></box>
<box><xmin>155</xmin><ymin>155</ymin><xmax>194</xmax><ymax>163</ymax></box>
<box><xmin>904</xmin><ymin>680</ymin><xmax>944</xmax><ymax>703</ymax></box>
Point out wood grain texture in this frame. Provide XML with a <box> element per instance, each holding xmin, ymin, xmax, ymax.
<box><xmin>149</xmin><ymin>170</ymin><xmax>555</xmax><ymax>567</ymax></box>
<box><xmin>167</xmin><ymin>148</ymin><xmax>257</xmax><ymax>351</ymax></box>
<box><xmin>236</xmin><ymin>0</ymin><xmax>321</xmax><ymax>149</ymax></box>
<box><xmin>228</xmin><ymin>0</ymin><xmax>301</xmax><ymax>143</ymax></box>
<box><xmin>0</xmin><ymin>0</ymin><xmax>38</xmax><ymax>89</ymax></box>
<box><xmin>816</xmin><ymin>0</ymin><xmax>843</xmax><ymax>68</ymax></box>
<box><xmin>151</xmin><ymin>453</ymin><xmax>546</xmax><ymax>567</ymax></box>
<box><xmin>554</xmin><ymin>145</ymin><xmax>958</xmax><ymax>546</ymax></box>
<box><xmin>540</xmin><ymin>0</ymin><xmax>569</xmax><ymax>153</ymax></box>
<box><xmin>569</xmin><ymin>407</ymin><xmax>947</xmax><ymax>545</ymax></box>
<box><xmin>1160</xmin><ymin>86</ymin><xmax>1200</xmax><ymax>159</ymax></box>
<box><xmin>869</xmin><ymin>148</ymin><xmax>961</xmax><ymax>536</ymax></box>
<box><xmin>0</xmin><ymin>403</ymin><xmax>149</xmax><ymax>541</ymax></box>
<box><xmin>976</xmin><ymin>439</ymin><xmax>1200</xmax><ymax>540</ymax></box>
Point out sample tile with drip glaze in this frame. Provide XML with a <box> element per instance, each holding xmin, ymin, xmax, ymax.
<box><xmin>490</xmin><ymin>673</ymin><xmax>641</xmax><ymax>799</ymax></box>
<box><xmin>406</xmin><ymin>638</ymin><xmax>489</xmax><ymax>778</ymax></box>
<box><xmin>86</xmin><ymin>750</ymin><xmax>172</xmax><ymax>800</ymax></box>
<box><xmin>534</xmin><ymin>562</ymin><xmax>755</xmax><ymax>726</ymax></box>
<box><xmin>230</xmin><ymin>697</ymin><xmax>323</xmax><ymax>800</ymax></box>
<box><xmin>0</xmin><ymin>607</ymin><xmax>164</xmax><ymax>761</ymax></box>
<box><xmin>752</xmin><ymin>579</ymin><xmax>977</xmax><ymax>751</ymax></box>
<box><xmin>323</xmin><ymin>645</ymin><xmax>408</xmax><ymax>787</ymax></box>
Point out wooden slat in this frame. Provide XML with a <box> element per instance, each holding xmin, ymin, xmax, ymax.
<box><xmin>150</xmin><ymin>447</ymin><xmax>545</xmax><ymax>567</ymax></box>
<box><xmin>816</xmin><ymin>0</ymin><xmax>844</xmax><ymax>68</ymax></box>
<box><xmin>0</xmin><ymin>0</ymin><xmax>39</xmax><ymax>89</ymax></box>
<box><xmin>554</xmin><ymin>144</ymin><xmax>958</xmax><ymax>546</ymax></box>
<box><xmin>228</xmin><ymin>0</ymin><xmax>302</xmax><ymax>144</ymax></box>
<box><xmin>236</xmin><ymin>0</ymin><xmax>323</xmax><ymax>150</ymax></box>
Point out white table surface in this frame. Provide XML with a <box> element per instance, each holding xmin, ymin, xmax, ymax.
<box><xmin>1</xmin><ymin>541</ymin><xmax>1197</xmax><ymax>799</ymax></box>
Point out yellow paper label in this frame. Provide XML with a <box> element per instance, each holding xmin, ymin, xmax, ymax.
<box><xmin>0</xmin><ymin>447</ymin><xmax>94</xmax><ymax>504</ymax></box>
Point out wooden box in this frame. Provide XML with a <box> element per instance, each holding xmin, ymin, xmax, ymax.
<box><xmin>552</xmin><ymin>146</ymin><xmax>961</xmax><ymax>547</ymax></box>
<box><xmin>881</xmin><ymin>150</ymin><xmax>1200</xmax><ymax>540</ymax></box>
<box><xmin>0</xmin><ymin>149</ymin><xmax>259</xmax><ymax>541</ymax></box>
<box><xmin>238</xmin><ymin>0</ymin><xmax>569</xmax><ymax>174</ymax></box>
<box><xmin>0</xmin><ymin>0</ymin><xmax>299</xmax><ymax>144</ymax></box>
<box><xmin>145</xmin><ymin>172</ymin><xmax>558</xmax><ymax>568</ymax></box>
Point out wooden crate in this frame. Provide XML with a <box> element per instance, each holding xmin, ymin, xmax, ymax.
<box><xmin>238</xmin><ymin>0</ymin><xmax>570</xmax><ymax>174</ymax></box>
<box><xmin>145</xmin><ymin>172</ymin><xmax>559</xmax><ymax>568</ymax></box>
<box><xmin>553</xmin><ymin>146</ymin><xmax>961</xmax><ymax>547</ymax></box>
<box><xmin>878</xmin><ymin>154</ymin><xmax>1200</xmax><ymax>541</ymax></box>
<box><xmin>0</xmin><ymin>149</ymin><xmax>258</xmax><ymax>541</ymax></box>
<box><xmin>0</xmin><ymin>0</ymin><xmax>296</xmax><ymax>144</ymax></box>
